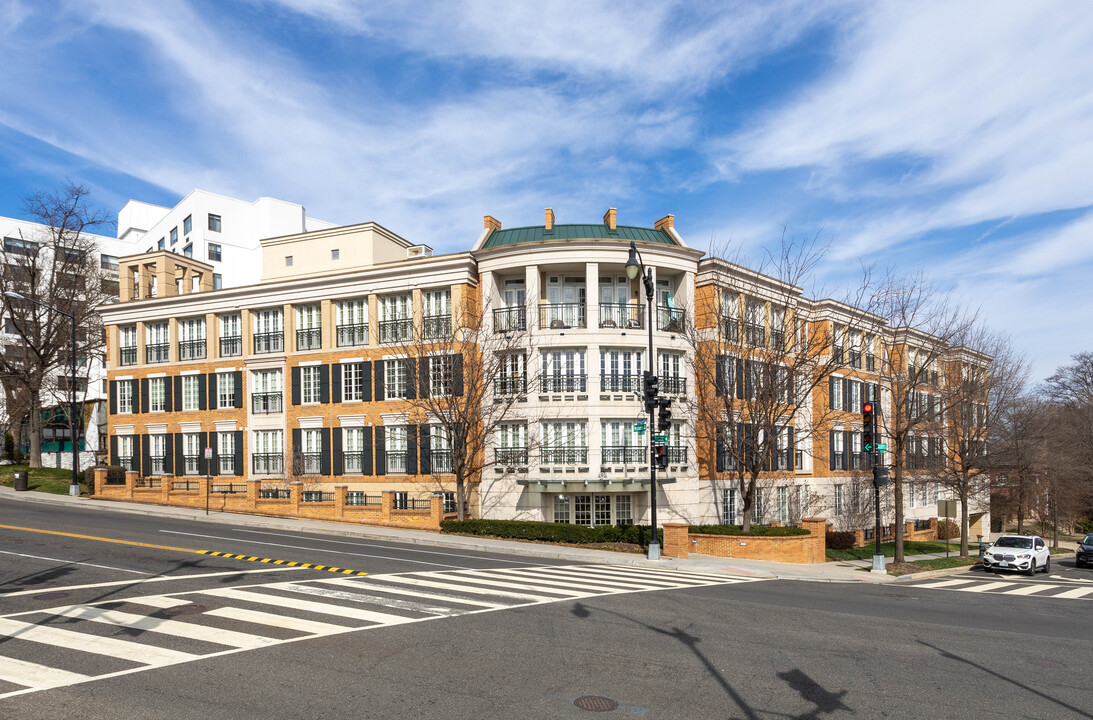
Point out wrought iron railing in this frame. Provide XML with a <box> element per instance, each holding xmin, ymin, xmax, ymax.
<box><xmin>172</xmin><ymin>480</ymin><xmax>199</xmax><ymax>491</ymax></box>
<box><xmin>346</xmin><ymin>491</ymin><xmax>381</xmax><ymax>506</ymax></box>
<box><xmin>220</xmin><ymin>336</ymin><xmax>242</xmax><ymax>357</ymax></box>
<box><xmin>301</xmin><ymin>491</ymin><xmax>334</xmax><ymax>503</ymax></box>
<box><xmin>386</xmin><ymin>451</ymin><xmax>408</xmax><ymax>474</ymax></box>
<box><xmin>252</xmin><ymin>392</ymin><xmax>283</xmax><ymax>414</ymax></box>
<box><xmin>721</xmin><ymin>318</ymin><xmax>740</xmax><ymax>343</ymax></box>
<box><xmin>298</xmin><ymin>452</ymin><xmax>322</xmax><ymax>475</ymax></box>
<box><xmin>296</xmin><ymin>328</ymin><xmax>322</xmax><ymax>350</ymax></box>
<box><xmin>182</xmin><ymin>455</ymin><xmax>200</xmax><ymax>475</ymax></box>
<box><xmin>495</xmin><ymin>448</ymin><xmax>528</xmax><ymax>466</ymax></box>
<box><xmin>379</xmin><ymin>319</ymin><xmax>413</xmax><ymax>344</ymax></box>
<box><xmin>668</xmin><ymin>446</ymin><xmax>688</xmax><ymax>464</ymax></box>
<box><xmin>219</xmin><ymin>457</ymin><xmax>235</xmax><ymax>475</ymax></box>
<box><xmin>430</xmin><ymin>449</ymin><xmax>453</xmax><ymax>473</ymax></box>
<box><xmin>541</xmin><ymin>374</ymin><xmax>587</xmax><ymax>393</ymax></box>
<box><xmin>539</xmin><ymin>303</ymin><xmax>586</xmax><ymax>329</ymax></box>
<box><xmin>178</xmin><ymin>339</ymin><xmax>206</xmax><ymax>361</ymax></box>
<box><xmin>422</xmin><ymin>314</ymin><xmax>451</xmax><ymax>340</ymax></box>
<box><xmin>252</xmin><ymin>453</ymin><xmax>284</xmax><ymax>474</ymax></box>
<box><xmin>660</xmin><ymin>375</ymin><xmax>686</xmax><ymax>394</ymax></box>
<box><xmin>336</xmin><ymin>323</ymin><xmax>369</xmax><ymax>347</ymax></box>
<box><xmin>599</xmin><ymin>374</ymin><xmax>642</xmax><ymax>393</ymax></box>
<box><xmin>599</xmin><ymin>303</ymin><xmax>644</xmax><ymax>329</ymax></box>
<box><xmin>259</xmin><ymin>488</ymin><xmax>291</xmax><ymax>499</ymax></box>
<box><xmin>493</xmin><ymin>307</ymin><xmax>526</xmax><ymax>332</ymax></box>
<box><xmin>253</xmin><ymin>332</ymin><xmax>284</xmax><ymax>354</ymax></box>
<box><xmin>120</xmin><ymin>347</ymin><xmax>137</xmax><ymax>366</ymax></box>
<box><xmin>744</xmin><ymin>322</ymin><xmax>765</xmax><ymax>347</ymax></box>
<box><xmin>541</xmin><ymin>446</ymin><xmax>588</xmax><ymax>465</ymax></box>
<box><xmin>657</xmin><ymin>306</ymin><xmax>685</xmax><ymax>332</ymax></box>
<box><xmin>601</xmin><ymin>446</ymin><xmax>645</xmax><ymax>464</ymax></box>
<box><xmin>145</xmin><ymin>343</ymin><xmax>169</xmax><ymax>363</ymax></box>
<box><xmin>211</xmin><ymin>483</ymin><xmax>246</xmax><ymax>494</ymax></box>
<box><xmin>495</xmin><ymin>376</ymin><xmax>527</xmax><ymax>396</ymax></box>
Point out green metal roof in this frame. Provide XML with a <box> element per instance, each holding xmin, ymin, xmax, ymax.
<box><xmin>482</xmin><ymin>223</ymin><xmax>676</xmax><ymax>249</ymax></box>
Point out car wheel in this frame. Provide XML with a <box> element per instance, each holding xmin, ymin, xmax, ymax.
<box><xmin>1078</xmin><ymin>559</ymin><xmax>1085</xmax><ymax>569</ymax></box>
<box><xmin>1026</xmin><ymin>559</ymin><xmax>1036</xmax><ymax>576</ymax></box>
<box><xmin>1043</xmin><ymin>556</ymin><xmax>1050</xmax><ymax>573</ymax></box>
<box><xmin>983</xmin><ymin>565</ymin><xmax>992</xmax><ymax>573</ymax></box>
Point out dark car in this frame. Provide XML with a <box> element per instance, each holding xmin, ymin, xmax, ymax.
<box><xmin>1077</xmin><ymin>533</ymin><xmax>1093</xmax><ymax>568</ymax></box>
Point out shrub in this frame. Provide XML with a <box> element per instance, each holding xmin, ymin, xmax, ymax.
<box><xmin>826</xmin><ymin>531</ymin><xmax>857</xmax><ymax>550</ymax></box>
<box><xmin>937</xmin><ymin>520</ymin><xmax>960</xmax><ymax>540</ymax></box>
<box><xmin>440</xmin><ymin>519</ymin><xmax>662</xmax><ymax>547</ymax></box>
<box><xmin>690</xmin><ymin>524</ymin><xmax>810</xmax><ymax>537</ymax></box>
<box><xmin>1074</xmin><ymin>519</ymin><xmax>1093</xmax><ymax>534</ymax></box>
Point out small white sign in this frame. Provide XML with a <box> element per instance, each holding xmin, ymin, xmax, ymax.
<box><xmin>204</xmin><ymin>447</ymin><xmax>213</xmax><ymax>460</ymax></box>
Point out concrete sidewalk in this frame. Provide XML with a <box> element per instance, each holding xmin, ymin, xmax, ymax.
<box><xmin>0</xmin><ymin>486</ymin><xmax>896</xmax><ymax>584</ymax></box>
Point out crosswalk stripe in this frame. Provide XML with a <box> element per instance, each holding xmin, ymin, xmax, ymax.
<box><xmin>275</xmin><ymin>582</ymin><xmax>464</xmax><ymax>616</ymax></box>
<box><xmin>0</xmin><ymin>617</ymin><xmax>197</xmax><ymax>665</ymax></box>
<box><xmin>49</xmin><ymin>605</ymin><xmax>282</xmax><ymax>648</ymax></box>
<box><xmin>507</xmin><ymin>566</ymin><xmax>705</xmax><ymax>588</ymax></box>
<box><xmin>907</xmin><ymin>579</ymin><xmax>979</xmax><ymax>589</ymax></box>
<box><xmin>314</xmin><ymin>578</ymin><xmax>508</xmax><ymax>608</ymax></box>
<box><xmin>202</xmin><ymin>606</ymin><xmax>352</xmax><ymax>634</ymax></box>
<box><xmin>1051</xmin><ymin>587</ymin><xmax>1093</xmax><ymax>599</ymax></box>
<box><xmin>0</xmin><ymin>656</ymin><xmax>90</xmax><ymax>689</ymax></box>
<box><xmin>956</xmin><ymin>582</ymin><xmax>1013</xmax><ymax>593</ymax></box>
<box><xmin>475</xmin><ymin>568</ymin><xmax>670</xmax><ymax>592</ymax></box>
<box><xmin>1001</xmin><ymin>583</ymin><xmax>1058</xmax><ymax>596</ymax></box>
<box><xmin>584</xmin><ymin>565</ymin><xmax>740</xmax><ymax>583</ymax></box>
<box><xmin>371</xmin><ymin>574</ymin><xmax>549</xmax><ymax>602</ymax></box>
<box><xmin>200</xmin><ymin>587</ymin><xmax>418</xmax><ymax>625</ymax></box>
<box><xmin>124</xmin><ymin>595</ymin><xmax>198</xmax><ymax>609</ymax></box>
<box><xmin>446</xmin><ymin>569</ymin><xmax>627</xmax><ymax>595</ymax></box>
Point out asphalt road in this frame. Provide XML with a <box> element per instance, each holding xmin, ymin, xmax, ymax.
<box><xmin>1</xmin><ymin>498</ymin><xmax>1090</xmax><ymax>720</ymax></box>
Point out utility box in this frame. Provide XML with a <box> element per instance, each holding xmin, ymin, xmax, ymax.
<box><xmin>13</xmin><ymin>470</ymin><xmax>28</xmax><ymax>491</ymax></box>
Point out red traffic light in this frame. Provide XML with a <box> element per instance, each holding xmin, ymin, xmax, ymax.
<box><xmin>862</xmin><ymin>402</ymin><xmax>873</xmax><ymax>413</ymax></box>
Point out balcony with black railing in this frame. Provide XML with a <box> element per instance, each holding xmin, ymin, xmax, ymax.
<box><xmin>849</xmin><ymin>349</ymin><xmax>862</xmax><ymax>369</ymax></box>
<box><xmin>145</xmin><ymin>343</ymin><xmax>169</xmax><ymax>364</ymax></box>
<box><xmin>599</xmin><ymin>303</ymin><xmax>644</xmax><ymax>329</ymax></box>
<box><xmin>253</xmin><ymin>332</ymin><xmax>284</xmax><ymax>354</ymax></box>
<box><xmin>422</xmin><ymin>314</ymin><xmax>451</xmax><ymax>340</ymax></box>
<box><xmin>541</xmin><ymin>446</ymin><xmax>588</xmax><ymax>465</ymax></box>
<box><xmin>744</xmin><ymin>322</ymin><xmax>765</xmax><ymax>347</ymax></box>
<box><xmin>386</xmin><ymin>451</ymin><xmax>408</xmax><ymax>474</ymax></box>
<box><xmin>118</xmin><ymin>455</ymin><xmax>135</xmax><ymax>471</ymax></box>
<box><xmin>495</xmin><ymin>376</ymin><xmax>527</xmax><ymax>396</ymax></box>
<box><xmin>771</xmin><ymin>329</ymin><xmax>786</xmax><ymax>352</ymax></box>
<box><xmin>296</xmin><ymin>328</ymin><xmax>322</xmax><ymax>350</ymax></box>
<box><xmin>495</xmin><ymin>447</ymin><xmax>528</xmax><ymax>466</ymax></box>
<box><xmin>182</xmin><ymin>455</ymin><xmax>200</xmax><ymax>475</ymax></box>
<box><xmin>251</xmin><ymin>392</ymin><xmax>283</xmax><ymax>414</ymax></box>
<box><xmin>668</xmin><ymin>446</ymin><xmax>688</xmax><ymax>464</ymax></box>
<box><xmin>336</xmin><ymin>323</ymin><xmax>369</xmax><ymax>347</ymax></box>
<box><xmin>120</xmin><ymin>346</ymin><xmax>137</xmax><ymax>366</ymax></box>
<box><xmin>541</xmin><ymin>374</ymin><xmax>587</xmax><ymax>393</ymax></box>
<box><xmin>342</xmin><ymin>451</ymin><xmax>366</xmax><ymax>474</ymax></box>
<box><xmin>866</xmin><ymin>354</ymin><xmax>875</xmax><ymax>372</ymax></box>
<box><xmin>219</xmin><ymin>457</ymin><xmax>235</xmax><ymax>475</ymax></box>
<box><xmin>298</xmin><ymin>453</ymin><xmax>322</xmax><ymax>475</ymax></box>
<box><xmin>832</xmin><ymin>345</ymin><xmax>844</xmax><ymax>364</ymax></box>
<box><xmin>657</xmin><ymin>306</ymin><xmax>685</xmax><ymax>332</ymax></box>
<box><xmin>493</xmin><ymin>306</ymin><xmax>526</xmax><ymax>332</ymax></box>
<box><xmin>660</xmin><ymin>375</ymin><xmax>686</xmax><ymax>395</ymax></box>
<box><xmin>178</xmin><ymin>339</ymin><xmax>206</xmax><ymax>361</ymax></box>
<box><xmin>379</xmin><ymin>318</ymin><xmax>413</xmax><ymax>344</ymax></box>
<box><xmin>600</xmin><ymin>374</ymin><xmax>642</xmax><ymax>393</ymax></box>
<box><xmin>539</xmin><ymin>303</ymin><xmax>586</xmax><ymax>329</ymax></box>
<box><xmin>721</xmin><ymin>318</ymin><xmax>740</xmax><ymax>343</ymax></box>
<box><xmin>601</xmin><ymin>445</ymin><xmax>646</xmax><ymax>464</ymax></box>
<box><xmin>430</xmin><ymin>449</ymin><xmax>453</xmax><ymax>473</ymax></box>
<box><xmin>220</xmin><ymin>336</ymin><xmax>242</xmax><ymax>357</ymax></box>
<box><xmin>252</xmin><ymin>453</ymin><xmax>284</xmax><ymax>474</ymax></box>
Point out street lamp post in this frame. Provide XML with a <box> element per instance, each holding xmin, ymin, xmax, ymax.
<box><xmin>625</xmin><ymin>240</ymin><xmax>661</xmax><ymax>560</ymax></box>
<box><xmin>4</xmin><ymin>291</ymin><xmax>80</xmax><ymax>496</ymax></box>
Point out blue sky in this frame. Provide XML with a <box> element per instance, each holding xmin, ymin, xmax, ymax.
<box><xmin>1</xmin><ymin>0</ymin><xmax>1091</xmax><ymax>382</ymax></box>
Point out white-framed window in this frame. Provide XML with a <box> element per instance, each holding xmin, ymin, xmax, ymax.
<box><xmin>616</xmin><ymin>494</ymin><xmax>632</xmax><ymax>525</ymax></box>
<box><xmin>300</xmin><ymin>429</ymin><xmax>322</xmax><ymax>474</ymax></box>
<box><xmin>430</xmin><ymin>425</ymin><xmax>452</xmax><ymax>473</ymax></box>
<box><xmin>594</xmin><ymin>494</ymin><xmax>612</xmax><ymax>526</ymax></box>
<box><xmin>149</xmin><ymin>378</ymin><xmax>166</xmax><ymax>412</ymax></box>
<box><xmin>599</xmin><ymin>348</ymin><xmax>643</xmax><ymax>392</ymax></box>
<box><xmin>796</xmin><ymin>484</ymin><xmax>810</xmax><ymax>519</ymax></box>
<box><xmin>541</xmin><ymin>421</ymin><xmax>588</xmax><ymax>464</ymax></box>
<box><xmin>301</xmin><ymin>366</ymin><xmax>321</xmax><ymax>404</ymax></box>
<box><xmin>253</xmin><ymin>308</ymin><xmax>283</xmax><ymax>334</ymax></box>
<box><xmin>181</xmin><ymin>376</ymin><xmax>200</xmax><ymax>411</ymax></box>
<box><xmin>117</xmin><ymin>380</ymin><xmax>134</xmax><ymax>414</ymax></box>
<box><xmin>296</xmin><ymin>303</ymin><xmax>321</xmax><ymax>350</ymax></box>
<box><xmin>600</xmin><ymin>420</ymin><xmax>644</xmax><ymax>464</ymax></box>
<box><xmin>182</xmin><ymin>433</ymin><xmax>201</xmax><ymax>475</ymax></box>
<box><xmin>496</xmin><ymin>422</ymin><xmax>528</xmax><ymax>465</ymax></box>
<box><xmin>179</xmin><ymin>317</ymin><xmax>205</xmax><ymax>341</ymax></box>
<box><xmin>253</xmin><ymin>429</ymin><xmax>283</xmax><ymax>474</ymax></box>
<box><xmin>831</xmin><ymin>376</ymin><xmax>844</xmax><ymax>410</ymax></box>
<box><xmin>659</xmin><ymin>351</ymin><xmax>685</xmax><ymax>394</ymax></box>
<box><xmin>218</xmin><ymin>432</ymin><xmax>235</xmax><ymax>474</ymax></box>
<box><xmin>541</xmin><ymin>348</ymin><xmax>586</xmax><ymax>393</ymax></box>
<box><xmin>146</xmin><ymin>321</ymin><xmax>169</xmax><ymax>345</ymax></box>
<box><xmin>385</xmin><ymin>359</ymin><xmax>409</xmax><ymax>399</ymax></box>
<box><xmin>253</xmin><ymin>369</ymin><xmax>283</xmax><ymax>393</ymax></box>
<box><xmin>724</xmin><ymin>488</ymin><xmax>737</xmax><ymax>524</ymax></box>
<box><xmin>342</xmin><ymin>363</ymin><xmax>364</xmax><ymax>402</ymax></box>
<box><xmin>777</xmin><ymin>486</ymin><xmax>789</xmax><ymax>523</ymax></box>
<box><xmin>920</xmin><ymin>482</ymin><xmax>928</xmax><ymax>508</ymax></box>
<box><xmin>574</xmin><ymin>494</ymin><xmax>592</xmax><ymax>525</ymax></box>
<box><xmin>834</xmin><ymin>485</ymin><xmax>845</xmax><ymax>515</ymax></box>
<box><xmin>553</xmin><ymin>495</ymin><xmax>571</xmax><ymax>523</ymax></box>
<box><xmin>752</xmin><ymin>488</ymin><xmax>764</xmax><ymax>524</ymax></box>
<box><xmin>378</xmin><ymin>293</ymin><xmax>412</xmax><ymax>343</ymax></box>
<box><xmin>385</xmin><ymin>425</ymin><xmax>408</xmax><ymax>474</ymax></box>
<box><xmin>832</xmin><ymin>431</ymin><xmax>845</xmax><ymax>470</ymax></box>
<box><xmin>428</xmin><ymin>355</ymin><xmax>454</xmax><ymax>397</ymax></box>
<box><xmin>422</xmin><ymin>289</ymin><xmax>451</xmax><ymax>339</ymax></box>
<box><xmin>149</xmin><ymin>434</ymin><xmax>166</xmax><ymax>475</ymax></box>
<box><xmin>217</xmin><ymin>373</ymin><xmax>235</xmax><ymax>408</ymax></box>
<box><xmin>336</xmin><ymin>299</ymin><xmax>368</xmax><ymax>347</ymax></box>
<box><xmin>220</xmin><ymin>313</ymin><xmax>241</xmax><ymax>338</ymax></box>
<box><xmin>119</xmin><ymin>325</ymin><xmax>137</xmax><ymax>365</ymax></box>
<box><xmin>908</xmin><ymin>482</ymin><xmax>918</xmax><ymax>508</ymax></box>
<box><xmin>118</xmin><ymin>435</ymin><xmax>135</xmax><ymax>470</ymax></box>
<box><xmin>849</xmin><ymin>381</ymin><xmax>862</xmax><ymax>413</ymax></box>
<box><xmin>497</xmin><ymin>352</ymin><xmax>526</xmax><ymax>395</ymax></box>
<box><xmin>343</xmin><ymin>427</ymin><xmax>365</xmax><ymax>473</ymax></box>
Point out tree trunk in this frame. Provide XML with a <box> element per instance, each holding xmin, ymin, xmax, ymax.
<box><xmin>893</xmin><ymin>465</ymin><xmax>905</xmax><ymax>563</ymax></box>
<box><xmin>455</xmin><ymin>475</ymin><xmax>466</xmax><ymax>521</ymax></box>
<box><xmin>28</xmin><ymin>389</ymin><xmax>42</xmax><ymax>468</ymax></box>
<box><xmin>959</xmin><ymin>483</ymin><xmax>969</xmax><ymax>558</ymax></box>
<box><xmin>1016</xmin><ymin>474</ymin><xmax>1026</xmax><ymax>534</ymax></box>
<box><xmin>740</xmin><ymin>477</ymin><xmax>753</xmax><ymax>533</ymax></box>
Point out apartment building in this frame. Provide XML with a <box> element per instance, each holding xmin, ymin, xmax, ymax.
<box><xmin>100</xmin><ymin>209</ymin><xmax>989</xmax><ymax>532</ymax></box>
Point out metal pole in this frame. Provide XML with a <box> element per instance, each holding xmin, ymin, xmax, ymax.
<box><xmin>644</xmin><ymin>269</ymin><xmax>660</xmax><ymax>560</ymax></box>
<box><xmin>70</xmin><ymin>315</ymin><xmax>79</xmax><ymax>496</ymax></box>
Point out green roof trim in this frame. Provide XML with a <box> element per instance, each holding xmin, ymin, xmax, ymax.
<box><xmin>482</xmin><ymin>223</ymin><xmax>676</xmax><ymax>249</ymax></box>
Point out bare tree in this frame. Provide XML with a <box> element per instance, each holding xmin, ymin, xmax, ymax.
<box><xmin>990</xmin><ymin>394</ymin><xmax>1047</xmax><ymax>535</ymax></box>
<box><xmin>0</xmin><ymin>182</ymin><xmax>112</xmax><ymax>468</ymax></box>
<box><xmin>933</xmin><ymin>329</ymin><xmax>1028</xmax><ymax>555</ymax></box>
<box><xmin>689</xmin><ymin>230</ymin><xmax>881</xmax><ymax>532</ymax></box>
<box><xmin>1040</xmin><ymin>353</ymin><xmax>1093</xmax><ymax>543</ymax></box>
<box><xmin>385</xmin><ymin>290</ymin><xmax>541</xmax><ymax>521</ymax></box>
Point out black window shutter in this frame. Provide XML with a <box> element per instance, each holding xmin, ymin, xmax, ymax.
<box><xmin>361</xmin><ymin>362</ymin><xmax>372</xmax><ymax>402</ymax></box>
<box><xmin>362</xmin><ymin>427</ymin><xmax>373</xmax><ymax>475</ymax></box>
<box><xmin>110</xmin><ymin>435</ymin><xmax>118</xmax><ymax>466</ymax></box>
<box><xmin>787</xmin><ymin>427</ymin><xmax>795</xmax><ymax>471</ymax></box>
<box><xmin>173</xmin><ymin>376</ymin><xmax>182</xmax><ymax>411</ymax></box>
<box><xmin>374</xmin><ymin>361</ymin><xmax>385</xmax><ymax>401</ymax></box>
<box><xmin>715</xmin><ymin>424</ymin><xmax>725</xmax><ymax>471</ymax></box>
<box><xmin>419</xmin><ymin>425</ymin><xmax>431</xmax><ymax>475</ymax></box>
<box><xmin>375</xmin><ymin>427</ymin><xmax>386</xmax><ymax>475</ymax></box>
<box><xmin>829</xmin><ymin>430</ymin><xmax>836</xmax><ymax>471</ymax></box>
<box><xmin>843</xmin><ymin>430</ymin><xmax>851</xmax><ymax>471</ymax></box>
<box><xmin>406</xmin><ymin>425</ymin><xmax>418</xmax><ymax>474</ymax></box>
<box><xmin>141</xmin><ymin>434</ymin><xmax>151</xmax><ymax>476</ymax></box>
<box><xmin>829</xmin><ymin>376</ymin><xmax>836</xmax><ymax>411</ymax></box>
<box><xmin>735</xmin><ymin>358</ymin><xmax>744</xmax><ymax>399</ymax></box>
<box><xmin>164</xmin><ymin>434</ymin><xmax>174</xmax><ymax>474</ymax></box>
<box><xmin>319</xmin><ymin>366</ymin><xmax>330</xmax><ymax>404</ymax></box>
<box><xmin>320</xmin><ymin>428</ymin><xmax>331</xmax><ymax>476</ymax></box>
<box><xmin>292</xmin><ymin>428</ymin><xmax>302</xmax><ymax>473</ymax></box>
<box><xmin>332</xmin><ymin>428</ymin><xmax>343</xmax><ymax>476</ymax></box>
<box><xmin>140</xmin><ymin>378</ymin><xmax>149</xmax><ymax>414</ymax></box>
<box><xmin>210</xmin><ymin>433</ymin><xmax>220</xmax><ymax>477</ymax></box>
<box><xmin>737</xmin><ymin>422</ymin><xmax>746</xmax><ymax>466</ymax></box>
<box><xmin>109</xmin><ymin>380</ymin><xmax>117</xmax><ymax>415</ymax></box>
<box><xmin>715</xmin><ymin>356</ymin><xmax>725</xmax><ymax>396</ymax></box>
<box><xmin>208</xmin><ymin>373</ymin><xmax>217</xmax><ymax>409</ymax></box>
<box><xmin>332</xmin><ymin>364</ymin><xmax>342</xmax><ymax>403</ymax></box>
<box><xmin>197</xmin><ymin>432</ymin><xmax>208</xmax><ymax>476</ymax></box>
<box><xmin>453</xmin><ymin>355</ymin><xmax>464</xmax><ymax>396</ymax></box>
<box><xmin>744</xmin><ymin>360</ymin><xmax>753</xmax><ymax>399</ymax></box>
<box><xmin>198</xmin><ymin>374</ymin><xmax>207</xmax><ymax>410</ymax></box>
<box><xmin>291</xmin><ymin>367</ymin><xmax>301</xmax><ymax>405</ymax></box>
<box><xmin>405</xmin><ymin>360</ymin><xmax>417</xmax><ymax>400</ymax></box>
<box><xmin>164</xmin><ymin>380</ymin><xmax>174</xmax><ymax>412</ymax></box>
<box><xmin>843</xmin><ymin>378</ymin><xmax>851</xmax><ymax>412</ymax></box>
<box><xmin>233</xmin><ymin>371</ymin><xmax>243</xmax><ymax>408</ymax></box>
<box><xmin>174</xmin><ymin>433</ymin><xmax>184</xmax><ymax>475</ymax></box>
<box><xmin>233</xmin><ymin>431</ymin><xmax>243</xmax><ymax>476</ymax></box>
<box><xmin>418</xmin><ymin>357</ymin><xmax>430</xmax><ymax>398</ymax></box>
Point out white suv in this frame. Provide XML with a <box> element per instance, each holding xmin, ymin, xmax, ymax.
<box><xmin>982</xmin><ymin>534</ymin><xmax>1051</xmax><ymax>575</ymax></box>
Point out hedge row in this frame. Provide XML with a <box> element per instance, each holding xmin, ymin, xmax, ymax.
<box><xmin>826</xmin><ymin>531</ymin><xmax>857</xmax><ymax>550</ymax></box>
<box><xmin>439</xmin><ymin>519</ymin><xmax>661</xmax><ymax>546</ymax></box>
<box><xmin>690</xmin><ymin>524</ymin><xmax>810</xmax><ymax>537</ymax></box>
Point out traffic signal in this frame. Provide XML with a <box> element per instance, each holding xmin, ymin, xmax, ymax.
<box><xmin>872</xmin><ymin>465</ymin><xmax>889</xmax><ymax>487</ymax></box>
<box><xmin>654</xmin><ymin>444</ymin><xmax>670</xmax><ymax>469</ymax></box>
<box><xmin>643</xmin><ymin>371</ymin><xmax>659</xmax><ymax>412</ymax></box>
<box><xmin>657</xmin><ymin>396</ymin><xmax>672</xmax><ymax>431</ymax></box>
<box><xmin>862</xmin><ymin>401</ymin><xmax>875</xmax><ymax>453</ymax></box>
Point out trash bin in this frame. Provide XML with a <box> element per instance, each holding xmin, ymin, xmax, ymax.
<box><xmin>13</xmin><ymin>470</ymin><xmax>28</xmax><ymax>491</ymax></box>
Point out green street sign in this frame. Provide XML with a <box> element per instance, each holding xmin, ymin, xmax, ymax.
<box><xmin>653</xmin><ymin>434</ymin><xmax>668</xmax><ymax>442</ymax></box>
<box><xmin>878</xmin><ymin>443</ymin><xmax>888</xmax><ymax>452</ymax></box>
<box><xmin>635</xmin><ymin>425</ymin><xmax>646</xmax><ymax>434</ymax></box>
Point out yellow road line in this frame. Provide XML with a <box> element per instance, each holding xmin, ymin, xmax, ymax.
<box><xmin>0</xmin><ymin>524</ymin><xmax>368</xmax><ymax>577</ymax></box>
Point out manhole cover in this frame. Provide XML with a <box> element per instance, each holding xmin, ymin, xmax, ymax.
<box><xmin>34</xmin><ymin>591</ymin><xmax>70</xmax><ymax>601</ymax></box>
<box><xmin>164</xmin><ymin>604</ymin><xmax>207</xmax><ymax>616</ymax></box>
<box><xmin>1028</xmin><ymin>657</ymin><xmax>1066</xmax><ymax>669</ymax></box>
<box><xmin>574</xmin><ymin>696</ymin><xmax>618</xmax><ymax>712</ymax></box>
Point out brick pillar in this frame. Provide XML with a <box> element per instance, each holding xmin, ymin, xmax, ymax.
<box><xmin>247</xmin><ymin>480</ymin><xmax>261</xmax><ymax>511</ymax></box>
<box><xmin>160</xmin><ymin>475</ymin><xmax>172</xmax><ymax>504</ymax></box>
<box><xmin>381</xmin><ymin>491</ymin><xmax>394</xmax><ymax>522</ymax></box>
<box><xmin>854</xmin><ymin>529</ymin><xmax>865</xmax><ymax>548</ymax></box>
<box><xmin>905</xmin><ymin>521</ymin><xmax>915</xmax><ymax>539</ymax></box>
<box><xmin>929</xmin><ymin>517</ymin><xmax>938</xmax><ymax>541</ymax></box>
<box><xmin>662</xmin><ymin>523</ymin><xmax>690</xmax><ymax>559</ymax></box>
<box><xmin>429</xmin><ymin>494</ymin><xmax>444</xmax><ymax>529</ymax></box>
<box><xmin>334</xmin><ymin>485</ymin><xmax>347</xmax><ymax>520</ymax></box>
<box><xmin>94</xmin><ymin>467</ymin><xmax>107</xmax><ymax>495</ymax></box>
<box><xmin>125</xmin><ymin>470</ymin><xmax>138</xmax><ymax>499</ymax></box>
<box><xmin>798</xmin><ymin>518</ymin><xmax>828</xmax><ymax>564</ymax></box>
<box><xmin>290</xmin><ymin>481</ymin><xmax>302</xmax><ymax>516</ymax></box>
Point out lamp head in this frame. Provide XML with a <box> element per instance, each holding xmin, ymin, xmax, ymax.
<box><xmin>4</xmin><ymin>291</ymin><xmax>26</xmax><ymax>301</ymax></box>
<box><xmin>625</xmin><ymin>240</ymin><xmax>640</xmax><ymax>280</ymax></box>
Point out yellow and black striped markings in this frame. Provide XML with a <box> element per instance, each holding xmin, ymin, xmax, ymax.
<box><xmin>196</xmin><ymin>550</ymin><xmax>368</xmax><ymax>576</ymax></box>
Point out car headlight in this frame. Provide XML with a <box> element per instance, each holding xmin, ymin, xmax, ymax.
<box><xmin>1016</xmin><ymin>553</ymin><xmax>1030</xmax><ymax>559</ymax></box>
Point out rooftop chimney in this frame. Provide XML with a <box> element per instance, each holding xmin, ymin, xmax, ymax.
<box><xmin>603</xmin><ymin>207</ymin><xmax>617</xmax><ymax>231</ymax></box>
<box><xmin>654</xmin><ymin>214</ymin><xmax>674</xmax><ymax>231</ymax></box>
<box><xmin>484</xmin><ymin>215</ymin><xmax>501</xmax><ymax>232</ymax></box>
<box><xmin>545</xmin><ymin>208</ymin><xmax>555</xmax><ymax>231</ymax></box>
